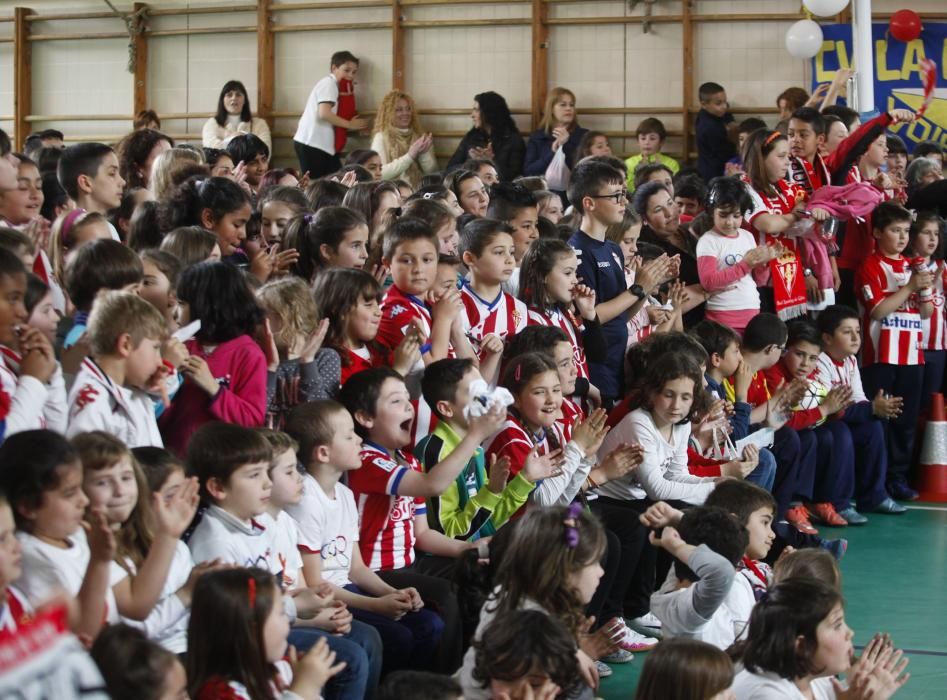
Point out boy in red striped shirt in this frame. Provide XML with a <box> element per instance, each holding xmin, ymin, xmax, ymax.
<box><xmin>856</xmin><ymin>202</ymin><xmax>934</xmax><ymax>500</ymax></box>
<box><xmin>338</xmin><ymin>367</ymin><xmax>506</xmax><ymax>670</ymax></box>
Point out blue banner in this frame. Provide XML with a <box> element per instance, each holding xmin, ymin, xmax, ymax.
<box><xmin>813</xmin><ymin>22</ymin><xmax>947</xmax><ymax>153</ymax></box>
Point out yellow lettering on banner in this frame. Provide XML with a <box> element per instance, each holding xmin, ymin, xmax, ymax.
<box><xmin>900</xmin><ymin>40</ymin><xmax>927</xmax><ymax>79</ymax></box>
<box><xmin>876</xmin><ymin>39</ymin><xmax>901</xmax><ymax>81</ymax></box>
<box><xmin>815</xmin><ymin>41</ymin><xmax>850</xmax><ymax>82</ymax></box>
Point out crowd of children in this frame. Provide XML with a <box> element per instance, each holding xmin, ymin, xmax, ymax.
<box><xmin>1</xmin><ymin>48</ymin><xmax>939</xmax><ymax>700</ymax></box>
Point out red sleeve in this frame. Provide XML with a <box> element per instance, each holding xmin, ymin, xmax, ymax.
<box><xmin>376</xmin><ymin>301</ymin><xmax>416</xmax><ymax>352</ymax></box>
<box><xmin>349</xmin><ymin>452</ymin><xmax>409</xmax><ymax>496</ymax></box>
<box><xmin>209</xmin><ymin>340</ymin><xmax>267</xmax><ymax>427</ymax></box>
<box><xmin>486</xmin><ymin>429</ymin><xmax>533</xmax><ymax>479</ymax></box>
<box><xmin>855</xmin><ymin>257</ymin><xmax>886</xmax><ymax>313</ymax></box>
<box><xmin>687</xmin><ymin>446</ymin><xmax>723</xmax><ymax>477</ymax></box>
<box><xmin>825</xmin><ymin>113</ymin><xmax>893</xmax><ymax>185</ymax></box>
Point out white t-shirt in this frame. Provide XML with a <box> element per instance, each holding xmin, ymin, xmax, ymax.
<box><xmin>121</xmin><ymin>540</ymin><xmax>192</xmax><ymax>654</ymax></box>
<box><xmin>285</xmin><ymin>474</ymin><xmax>359</xmax><ymax>588</ymax></box>
<box><xmin>262</xmin><ymin>510</ymin><xmax>305</xmax><ymax>591</ymax></box>
<box><xmin>696</xmin><ymin>228</ymin><xmax>761</xmax><ymax>312</ymax></box>
<box><xmin>187</xmin><ymin>505</ymin><xmax>281</xmax><ymax>576</ymax></box>
<box><xmin>16</xmin><ymin>529</ymin><xmax>126</xmax><ymax>624</ymax></box>
<box><xmin>732</xmin><ymin>669</ymin><xmax>836</xmax><ymax>700</ymax></box>
<box><xmin>594</xmin><ymin>408</ymin><xmax>715</xmax><ymax>504</ymax></box>
<box><xmin>294</xmin><ymin>74</ymin><xmax>339</xmax><ymax>153</ymax></box>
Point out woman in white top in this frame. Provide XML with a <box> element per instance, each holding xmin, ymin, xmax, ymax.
<box><xmin>369</xmin><ymin>90</ymin><xmax>436</xmax><ymax>189</ymax></box>
<box><xmin>731</xmin><ymin>578</ymin><xmax>909</xmax><ymax>700</ymax></box>
<box><xmin>202</xmin><ymin>80</ymin><xmax>272</xmax><ymax>151</ymax></box>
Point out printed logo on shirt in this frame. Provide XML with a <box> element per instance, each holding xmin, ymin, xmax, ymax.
<box><xmin>597</xmin><ymin>261</ymin><xmax>611</xmax><ymax>269</ymax></box>
<box><xmin>371</xmin><ymin>456</ymin><xmax>399</xmax><ymax>472</ymax></box>
<box><xmin>321</xmin><ymin>535</ymin><xmax>351</xmax><ymax>568</ymax></box>
<box><xmin>388</xmin><ymin>304</ymin><xmax>407</xmax><ymax>318</ymax></box>
<box><xmin>724</xmin><ymin>252</ymin><xmax>745</xmax><ymax>265</ymax></box>
<box><xmin>74</xmin><ymin>385</ymin><xmax>99</xmax><ymax>412</ymax></box>
<box><xmin>389</xmin><ymin>497</ymin><xmax>414</xmax><ymax>522</ymax></box>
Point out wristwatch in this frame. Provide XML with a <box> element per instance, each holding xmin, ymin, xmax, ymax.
<box><xmin>803</xmin><ymin>268</ymin><xmax>813</xmax><ymax>278</ymax></box>
<box><xmin>628</xmin><ymin>283</ymin><xmax>645</xmax><ymax>300</ymax></box>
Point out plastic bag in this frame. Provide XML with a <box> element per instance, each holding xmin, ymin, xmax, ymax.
<box><xmin>545</xmin><ymin>147</ymin><xmax>571</xmax><ymax>191</ymax></box>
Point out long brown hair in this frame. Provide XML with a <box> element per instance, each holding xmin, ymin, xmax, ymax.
<box><xmin>71</xmin><ymin>431</ymin><xmax>154</xmax><ymax>574</ymax></box>
<box><xmin>187</xmin><ymin>568</ymin><xmax>282</xmax><ymax>700</ymax></box>
<box><xmin>742</xmin><ymin>129</ymin><xmax>787</xmax><ymax>197</ymax></box>
<box><xmin>634</xmin><ymin>639</ymin><xmax>733</xmax><ymax>700</ymax></box>
<box><xmin>490</xmin><ymin>505</ymin><xmax>606</xmax><ymax>636</ymax></box>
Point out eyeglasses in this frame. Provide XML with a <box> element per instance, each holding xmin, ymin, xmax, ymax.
<box><xmin>589</xmin><ymin>191</ymin><xmax>628</xmax><ymax>204</ymax></box>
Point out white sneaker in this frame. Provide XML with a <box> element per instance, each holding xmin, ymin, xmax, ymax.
<box><xmin>629</xmin><ymin>612</ymin><xmax>661</xmax><ymax>631</ymax></box>
<box><xmin>595</xmin><ymin>659</ymin><xmax>613</xmax><ymax>678</ymax></box>
<box><xmin>617</xmin><ymin>619</ymin><xmax>658</xmax><ymax>652</ymax></box>
<box><xmin>601</xmin><ymin>648</ymin><xmax>634</xmax><ymax>664</ymax></box>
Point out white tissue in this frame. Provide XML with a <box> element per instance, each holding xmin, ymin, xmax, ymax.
<box><xmin>464</xmin><ymin>378</ymin><xmax>514</xmax><ymax>421</ymax></box>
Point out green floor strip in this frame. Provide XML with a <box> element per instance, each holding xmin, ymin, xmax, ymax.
<box><xmin>598</xmin><ymin>508</ymin><xmax>947</xmax><ymax>699</ymax></box>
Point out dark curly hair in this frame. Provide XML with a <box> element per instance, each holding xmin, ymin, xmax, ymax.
<box><xmin>474</xmin><ymin>91</ymin><xmax>519</xmax><ymax>138</ymax></box>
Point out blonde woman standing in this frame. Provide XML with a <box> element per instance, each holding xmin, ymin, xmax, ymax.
<box><xmin>369</xmin><ymin>90</ymin><xmax>437</xmax><ymax>189</ymax></box>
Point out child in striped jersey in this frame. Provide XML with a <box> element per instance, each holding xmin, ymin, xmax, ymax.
<box><xmin>812</xmin><ymin>305</ymin><xmax>907</xmax><ymax>516</ymax></box>
<box><xmin>459</xmin><ymin>219</ymin><xmax>528</xmax><ymax>384</ymax></box>
<box><xmin>856</xmin><ymin>202</ymin><xmax>934</xmax><ymax>501</ymax></box>
<box><xmin>485</xmin><ymin>353</ymin><xmax>638</xmax><ymax>515</ymax></box>
<box><xmin>313</xmin><ymin>268</ymin><xmax>419</xmax><ymax>388</ymax></box>
<box><xmin>908</xmin><ymin>211</ymin><xmax>946</xmax><ymax>407</ymax></box>
<box><xmin>518</xmin><ymin>237</ymin><xmax>605</xmax><ymax>392</ymax></box>
<box><xmin>339</xmin><ymin>368</ymin><xmax>506</xmax><ymax>671</ymax></box>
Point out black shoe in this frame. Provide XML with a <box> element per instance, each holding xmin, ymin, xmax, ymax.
<box><xmin>887</xmin><ymin>480</ymin><xmax>919</xmax><ymax>501</ymax></box>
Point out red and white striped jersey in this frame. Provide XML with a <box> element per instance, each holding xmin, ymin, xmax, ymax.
<box><xmin>856</xmin><ymin>252</ymin><xmax>924</xmax><ymax>366</ymax></box>
<box><xmin>460</xmin><ymin>283</ymin><xmax>527</xmax><ymax>359</ymax></box>
<box><xmin>813</xmin><ymin>353</ymin><xmax>868</xmax><ymax>403</ymax></box>
<box><xmin>920</xmin><ymin>260</ymin><xmax>947</xmax><ymax>352</ymax></box>
<box><xmin>347</xmin><ymin>442</ymin><xmax>426</xmax><ymax>571</ymax></box>
<box><xmin>527</xmin><ymin>305</ymin><xmax>590</xmax><ymax>379</ymax></box>
<box><xmin>558</xmin><ymin>397</ymin><xmax>585</xmax><ymax>442</ymax></box>
<box><xmin>483</xmin><ymin>414</ymin><xmax>564</xmax><ymax>481</ymax></box>
<box><xmin>627</xmin><ymin>304</ymin><xmax>654</xmax><ymax>349</ymax></box>
<box><xmin>377</xmin><ymin>285</ymin><xmax>432</xmax><ymax>372</ymax></box>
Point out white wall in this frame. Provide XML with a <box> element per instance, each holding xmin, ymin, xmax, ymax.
<box><xmin>1</xmin><ymin>0</ymin><xmax>943</xmax><ymax>163</ymax></box>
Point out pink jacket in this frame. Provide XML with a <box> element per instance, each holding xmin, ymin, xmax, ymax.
<box><xmin>158</xmin><ymin>335</ymin><xmax>267</xmax><ymax>456</ymax></box>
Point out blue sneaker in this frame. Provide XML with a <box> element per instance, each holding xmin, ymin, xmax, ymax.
<box><xmin>887</xmin><ymin>479</ymin><xmax>919</xmax><ymax>501</ymax></box>
<box><xmin>819</xmin><ymin>537</ymin><xmax>848</xmax><ymax>561</ymax></box>
<box><xmin>837</xmin><ymin>507</ymin><xmax>868</xmax><ymax>525</ymax></box>
<box><xmin>870</xmin><ymin>497</ymin><xmax>907</xmax><ymax>514</ymax></box>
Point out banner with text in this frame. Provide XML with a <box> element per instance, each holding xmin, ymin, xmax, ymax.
<box><xmin>812</xmin><ymin>22</ymin><xmax>946</xmax><ymax>153</ymax></box>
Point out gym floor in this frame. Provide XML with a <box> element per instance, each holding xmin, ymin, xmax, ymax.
<box><xmin>598</xmin><ymin>505</ymin><xmax>947</xmax><ymax>699</ymax></box>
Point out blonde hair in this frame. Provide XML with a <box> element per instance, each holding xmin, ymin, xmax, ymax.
<box><xmin>372</xmin><ymin>90</ymin><xmax>424</xmax><ymax>141</ymax></box>
<box><xmin>48</xmin><ymin>209</ymin><xmax>108</xmax><ymax>284</ymax></box>
<box><xmin>539</xmin><ymin>87</ymin><xmax>579</xmax><ymax>134</ymax></box>
<box><xmin>87</xmin><ymin>290</ymin><xmax>168</xmax><ymax>358</ymax></box>
<box><xmin>255</xmin><ymin>276</ymin><xmax>319</xmax><ymax>353</ymax></box>
<box><xmin>150</xmin><ymin>147</ymin><xmax>205</xmax><ymax>201</ymax></box>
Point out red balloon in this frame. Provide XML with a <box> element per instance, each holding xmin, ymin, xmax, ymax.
<box><xmin>890</xmin><ymin>9</ymin><xmax>922</xmax><ymax>42</ymax></box>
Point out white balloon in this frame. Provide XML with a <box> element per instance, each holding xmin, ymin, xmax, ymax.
<box><xmin>802</xmin><ymin>0</ymin><xmax>849</xmax><ymax>18</ymax></box>
<box><xmin>785</xmin><ymin>19</ymin><xmax>825</xmax><ymax>59</ymax></box>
